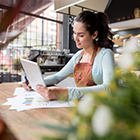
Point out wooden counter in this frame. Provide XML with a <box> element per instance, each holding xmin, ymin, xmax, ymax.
<box><xmin>0</xmin><ymin>82</ymin><xmax>73</xmax><ymax>140</ymax></box>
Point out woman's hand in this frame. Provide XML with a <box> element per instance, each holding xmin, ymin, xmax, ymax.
<box><xmin>36</xmin><ymin>85</ymin><xmax>68</xmax><ymax>100</ymax></box>
<box><xmin>22</xmin><ymin>80</ymin><xmax>33</xmax><ymax>91</ymax></box>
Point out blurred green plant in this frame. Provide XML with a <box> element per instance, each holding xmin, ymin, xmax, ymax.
<box><xmin>37</xmin><ymin>38</ymin><xmax>140</xmax><ymax>140</ymax></box>
<box><xmin>3</xmin><ymin>67</ymin><xmax>8</xmax><ymax>71</ymax></box>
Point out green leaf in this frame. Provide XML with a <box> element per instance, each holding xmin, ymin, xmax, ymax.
<box><xmin>39</xmin><ymin>122</ymin><xmax>76</xmax><ymax>133</ymax></box>
<box><xmin>96</xmin><ymin>96</ymin><xmax>140</xmax><ymax>124</ymax></box>
<box><xmin>41</xmin><ymin>136</ymin><xmax>65</xmax><ymax>140</ymax></box>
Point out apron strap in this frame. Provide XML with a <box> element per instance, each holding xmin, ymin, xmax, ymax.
<box><xmin>90</xmin><ymin>45</ymin><xmax>98</xmax><ymax>65</ymax></box>
<box><xmin>77</xmin><ymin>50</ymin><xmax>84</xmax><ymax>63</ymax></box>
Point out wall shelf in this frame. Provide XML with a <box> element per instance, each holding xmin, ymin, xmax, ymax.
<box><xmin>109</xmin><ymin>18</ymin><xmax>140</xmax><ymax>31</ymax></box>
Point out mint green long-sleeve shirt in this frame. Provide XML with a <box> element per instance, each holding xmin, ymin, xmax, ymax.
<box><xmin>44</xmin><ymin>48</ymin><xmax>115</xmax><ymax>100</ymax></box>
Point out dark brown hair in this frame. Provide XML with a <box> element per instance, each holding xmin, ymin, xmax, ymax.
<box><xmin>75</xmin><ymin>11</ymin><xmax>114</xmax><ymax>50</ymax></box>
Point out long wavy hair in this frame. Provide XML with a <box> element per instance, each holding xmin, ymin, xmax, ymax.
<box><xmin>75</xmin><ymin>11</ymin><xmax>114</xmax><ymax>50</ymax></box>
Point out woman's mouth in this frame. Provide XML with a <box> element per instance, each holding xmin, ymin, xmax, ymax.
<box><xmin>76</xmin><ymin>43</ymin><xmax>81</xmax><ymax>46</ymax></box>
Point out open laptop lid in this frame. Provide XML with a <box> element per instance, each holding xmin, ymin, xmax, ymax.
<box><xmin>20</xmin><ymin>58</ymin><xmax>46</xmax><ymax>90</ymax></box>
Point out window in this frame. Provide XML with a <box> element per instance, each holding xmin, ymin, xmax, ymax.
<box><xmin>0</xmin><ymin>4</ymin><xmax>63</xmax><ymax>82</ymax></box>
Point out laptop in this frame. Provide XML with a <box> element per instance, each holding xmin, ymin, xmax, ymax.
<box><xmin>20</xmin><ymin>59</ymin><xmax>46</xmax><ymax>90</ymax></box>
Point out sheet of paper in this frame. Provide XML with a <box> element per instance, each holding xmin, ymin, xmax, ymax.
<box><xmin>13</xmin><ymin>87</ymin><xmax>36</xmax><ymax>96</ymax></box>
<box><xmin>3</xmin><ymin>87</ymin><xmax>76</xmax><ymax>111</ymax></box>
<box><xmin>3</xmin><ymin>97</ymin><xmax>17</xmax><ymax>105</ymax></box>
<box><xmin>16</xmin><ymin>94</ymin><xmax>75</xmax><ymax>111</ymax></box>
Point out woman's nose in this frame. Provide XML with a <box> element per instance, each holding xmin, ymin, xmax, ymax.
<box><xmin>74</xmin><ymin>34</ymin><xmax>78</xmax><ymax>42</ymax></box>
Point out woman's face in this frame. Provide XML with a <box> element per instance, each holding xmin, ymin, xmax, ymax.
<box><xmin>73</xmin><ymin>21</ymin><xmax>94</xmax><ymax>49</ymax></box>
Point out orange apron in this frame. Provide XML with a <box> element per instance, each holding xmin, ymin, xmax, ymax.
<box><xmin>74</xmin><ymin>46</ymin><xmax>98</xmax><ymax>87</ymax></box>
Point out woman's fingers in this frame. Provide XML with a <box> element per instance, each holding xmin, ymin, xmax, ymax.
<box><xmin>22</xmin><ymin>81</ymin><xmax>33</xmax><ymax>91</ymax></box>
<box><xmin>36</xmin><ymin>85</ymin><xmax>48</xmax><ymax>99</ymax></box>
<box><xmin>22</xmin><ymin>81</ymin><xmax>28</xmax><ymax>90</ymax></box>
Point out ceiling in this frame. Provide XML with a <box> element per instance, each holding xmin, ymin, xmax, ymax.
<box><xmin>0</xmin><ymin>0</ymin><xmax>53</xmax><ymax>14</ymax></box>
<box><xmin>0</xmin><ymin>0</ymin><xmax>139</xmax><ymax>50</ymax></box>
<box><xmin>0</xmin><ymin>0</ymin><xmax>139</xmax><ymax>24</ymax></box>
<box><xmin>54</xmin><ymin>0</ymin><xmax>140</xmax><ymax>24</ymax></box>
<box><xmin>0</xmin><ymin>0</ymin><xmax>53</xmax><ymax>49</ymax></box>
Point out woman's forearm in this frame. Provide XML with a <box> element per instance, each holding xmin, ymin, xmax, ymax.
<box><xmin>48</xmin><ymin>86</ymin><xmax>69</xmax><ymax>100</ymax></box>
<box><xmin>36</xmin><ymin>85</ymin><xmax>68</xmax><ymax>100</ymax></box>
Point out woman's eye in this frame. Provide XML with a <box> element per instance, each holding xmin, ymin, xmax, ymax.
<box><xmin>79</xmin><ymin>35</ymin><xmax>84</xmax><ymax>37</ymax></box>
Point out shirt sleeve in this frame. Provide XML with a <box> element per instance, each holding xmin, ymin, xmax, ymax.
<box><xmin>68</xmin><ymin>49</ymin><xmax>115</xmax><ymax>100</ymax></box>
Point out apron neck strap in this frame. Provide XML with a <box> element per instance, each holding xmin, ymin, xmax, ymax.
<box><xmin>77</xmin><ymin>50</ymin><xmax>84</xmax><ymax>63</ymax></box>
<box><xmin>90</xmin><ymin>45</ymin><xmax>98</xmax><ymax>65</ymax></box>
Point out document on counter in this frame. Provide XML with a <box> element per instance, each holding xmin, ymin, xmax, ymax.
<box><xmin>3</xmin><ymin>87</ymin><xmax>76</xmax><ymax>112</ymax></box>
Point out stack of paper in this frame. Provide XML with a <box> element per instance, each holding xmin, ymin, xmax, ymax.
<box><xmin>3</xmin><ymin>87</ymin><xmax>76</xmax><ymax>112</ymax></box>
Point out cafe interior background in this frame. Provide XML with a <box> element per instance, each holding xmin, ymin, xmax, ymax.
<box><xmin>1</xmin><ymin>0</ymin><xmax>140</xmax><ymax>140</ymax></box>
<box><xmin>0</xmin><ymin>0</ymin><xmax>140</xmax><ymax>83</ymax></box>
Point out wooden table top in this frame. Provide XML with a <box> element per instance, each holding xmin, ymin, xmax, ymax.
<box><xmin>0</xmin><ymin>82</ymin><xmax>73</xmax><ymax>140</ymax></box>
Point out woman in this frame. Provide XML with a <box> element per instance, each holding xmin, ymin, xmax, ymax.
<box><xmin>23</xmin><ymin>11</ymin><xmax>115</xmax><ymax>100</ymax></box>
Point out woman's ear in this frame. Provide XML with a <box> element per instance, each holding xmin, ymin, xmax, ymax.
<box><xmin>92</xmin><ymin>31</ymin><xmax>98</xmax><ymax>40</ymax></box>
